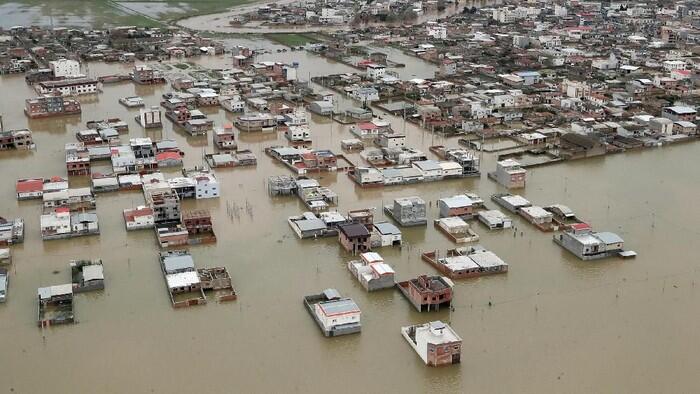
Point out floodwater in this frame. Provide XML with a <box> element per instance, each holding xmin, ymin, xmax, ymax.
<box><xmin>178</xmin><ymin>0</ymin><xmax>504</xmax><ymax>34</ymax></box>
<box><xmin>1</xmin><ymin>41</ymin><xmax>700</xmax><ymax>394</ymax></box>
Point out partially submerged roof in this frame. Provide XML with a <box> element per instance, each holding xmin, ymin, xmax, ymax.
<box><xmin>166</xmin><ymin>271</ymin><xmax>200</xmax><ymax>289</ymax></box>
<box><xmin>162</xmin><ymin>254</ymin><xmax>195</xmax><ymax>273</ymax></box>
<box><xmin>38</xmin><ymin>284</ymin><xmax>73</xmax><ymax>300</ymax></box>
<box><xmin>82</xmin><ymin>264</ymin><xmax>104</xmax><ymax>282</ymax></box>
<box><xmin>318</xmin><ymin>298</ymin><xmax>360</xmax><ymax>317</ymax></box>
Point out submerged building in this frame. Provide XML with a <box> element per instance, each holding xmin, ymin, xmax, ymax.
<box><xmin>553</xmin><ymin>224</ymin><xmax>630</xmax><ymax>260</ymax></box>
<box><xmin>347</xmin><ymin>252</ymin><xmax>395</xmax><ymax>291</ymax></box>
<box><xmin>303</xmin><ymin>288</ymin><xmax>361</xmax><ymax>337</ymax></box>
<box><xmin>401</xmin><ymin>321</ymin><xmax>462</xmax><ymax>366</ymax></box>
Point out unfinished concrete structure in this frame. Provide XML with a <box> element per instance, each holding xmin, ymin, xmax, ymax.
<box><xmin>396</xmin><ymin>275</ymin><xmax>454</xmax><ymax>312</ymax></box>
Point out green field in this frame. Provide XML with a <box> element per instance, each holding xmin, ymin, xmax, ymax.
<box><xmin>0</xmin><ymin>0</ymin><xmax>255</xmax><ymax>28</ymax></box>
<box><xmin>264</xmin><ymin>33</ymin><xmax>322</xmax><ymax>47</ymax></box>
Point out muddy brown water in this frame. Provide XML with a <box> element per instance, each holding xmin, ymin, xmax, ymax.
<box><xmin>1</xmin><ymin>49</ymin><xmax>700</xmax><ymax>394</ymax></box>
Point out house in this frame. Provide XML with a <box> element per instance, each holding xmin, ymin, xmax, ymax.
<box><xmin>347</xmin><ymin>252</ymin><xmax>395</xmax><ymax>291</ymax></box>
<box><xmin>189</xmin><ymin>171</ymin><xmax>219</xmax><ymax>199</ymax></box>
<box><xmin>433</xmin><ymin>217</ymin><xmax>479</xmax><ymax>244</ymax></box>
<box><xmin>396</xmin><ymin>275</ymin><xmax>454</xmax><ymax>312</ymax></box>
<box><xmin>16</xmin><ymin>178</ymin><xmax>44</xmax><ymax>200</ymax></box>
<box><xmin>71</xmin><ymin>212</ymin><xmax>100</xmax><ymax>236</ymax></box>
<box><xmin>649</xmin><ymin>117</ymin><xmax>674</xmax><ymax>135</ymax></box>
<box><xmin>519</xmin><ymin>206</ymin><xmax>554</xmax><ymax>231</ymax></box>
<box><xmin>338</xmin><ymin>223</ymin><xmax>371</xmax><ymax>254</ymax></box>
<box><xmin>412</xmin><ymin>160</ymin><xmax>443</xmax><ymax>181</ymax></box>
<box><xmin>366</xmin><ymin>64</ymin><xmax>386</xmax><ymax>80</ymax></box>
<box><xmin>0</xmin><ymin>268</ymin><xmax>7</xmax><ymax>303</ymax></box>
<box><xmin>491</xmin><ymin>193</ymin><xmax>531</xmax><ymax>213</ymax></box>
<box><xmin>401</xmin><ymin>321</ymin><xmax>462</xmax><ymax>366</ymax></box>
<box><xmin>349</xmin><ymin>87</ymin><xmax>380</xmax><ymax>103</ymax></box>
<box><xmin>0</xmin><ymin>249</ymin><xmax>10</xmax><ymax>266</ymax></box>
<box><xmin>285</xmin><ymin>125</ymin><xmax>311</xmax><ymax>143</ymax></box>
<box><xmin>36</xmin><ymin>78</ymin><xmax>98</xmax><ymax>96</ymax></box>
<box><xmin>385</xmin><ymin>196</ymin><xmax>427</xmax><ymax>226</ymax></box>
<box><xmin>49</xmin><ymin>59</ymin><xmax>81</xmax><ymax>78</ymax></box>
<box><xmin>422</xmin><ymin>246</ymin><xmax>508</xmax><ymax>279</ymax></box>
<box><xmin>444</xmin><ymin>149</ymin><xmax>479</xmax><ymax>175</ymax></box>
<box><xmin>70</xmin><ymin>259</ymin><xmax>104</xmax><ymax>293</ymax></box>
<box><xmin>40</xmin><ymin>209</ymin><xmax>71</xmax><ymax>240</ymax></box>
<box><xmin>558</xmin><ymin>133</ymin><xmax>607</xmax><ymax>160</ymax></box>
<box><xmin>662</xmin><ymin>106</ymin><xmax>696</xmax><ymax>122</ymax></box>
<box><xmin>372</xmin><ymin>221</ymin><xmax>402</xmax><ymax>247</ymax></box>
<box><xmin>0</xmin><ymin>218</ymin><xmax>24</xmax><ymax>246</ymax></box>
<box><xmin>438</xmin><ymin>195</ymin><xmax>475</xmax><ymax>219</ymax></box>
<box><xmin>488</xmin><ymin>159</ymin><xmax>527</xmax><ymax>189</ymax></box>
<box><xmin>349</xmin><ymin>167</ymin><xmax>384</xmax><ymax>187</ymax></box>
<box><xmin>477</xmin><ymin>210</ymin><xmax>513</xmax><ymax>230</ymax></box>
<box><xmin>514</xmin><ymin>71</ymin><xmax>541</xmax><ymax>85</ymax></box>
<box><xmin>351</xmin><ymin>122</ymin><xmax>382</xmax><ymax>139</ymax></box>
<box><xmin>37</xmin><ymin>284</ymin><xmax>75</xmax><ymax>326</ymax></box>
<box><xmin>0</xmin><ymin>129</ymin><xmax>34</xmax><ymax>150</ymax></box>
<box><xmin>553</xmin><ymin>224</ymin><xmax>629</xmax><ymax>260</ymax></box>
<box><xmin>213</xmin><ymin>124</ymin><xmax>236</xmax><ymax>150</ymax></box>
<box><xmin>137</xmin><ymin>106</ymin><xmax>162</xmax><ymax>128</ymax></box>
<box><xmin>309</xmin><ymin>100</ymin><xmax>334</xmax><ymax>115</ymax></box>
<box><xmin>160</xmin><ymin>251</ymin><xmax>206</xmax><ymax>307</ymax></box>
<box><xmin>673</xmin><ymin>121</ymin><xmax>697</xmax><ymax>135</ymax></box>
<box><xmin>288</xmin><ymin>212</ymin><xmax>335</xmax><ymax>239</ymax></box>
<box><xmin>377</xmin><ymin>133</ymin><xmax>406</xmax><ymax>149</ymax></box>
<box><xmin>426</xmin><ymin>22</ymin><xmax>447</xmax><ymax>39</ymax></box>
<box><xmin>123</xmin><ymin>206</ymin><xmax>154</xmax><ymax>230</ymax></box>
<box><xmin>25</xmin><ymin>94</ymin><xmax>81</xmax><ymax>118</ymax></box>
<box><xmin>182</xmin><ymin>209</ymin><xmax>216</xmax><ymax>243</ymax></box>
<box><xmin>303</xmin><ymin>289</ymin><xmax>361</xmax><ymax>337</ymax></box>
<box><xmin>145</xmin><ymin>187</ymin><xmax>181</xmax><ymax>224</ymax></box>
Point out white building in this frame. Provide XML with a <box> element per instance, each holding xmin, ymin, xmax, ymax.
<box><xmin>319</xmin><ymin>8</ymin><xmax>345</xmax><ymax>24</ymax></box>
<box><xmin>401</xmin><ymin>321</ymin><xmax>462</xmax><ymax>366</ymax></box>
<box><xmin>283</xmin><ymin>65</ymin><xmax>297</xmax><ymax>81</ymax></box>
<box><xmin>562</xmin><ymin>79</ymin><xmax>591</xmax><ymax>99</ymax></box>
<box><xmin>40</xmin><ymin>210</ymin><xmax>71</xmax><ymax>238</ymax></box>
<box><xmin>366</xmin><ymin>64</ymin><xmax>386</xmax><ymax>80</ymax></box>
<box><xmin>649</xmin><ymin>117</ymin><xmax>674</xmax><ymax>135</ymax></box>
<box><xmin>49</xmin><ymin>59</ymin><xmax>81</xmax><ymax>78</ymax></box>
<box><xmin>663</xmin><ymin>60</ymin><xmax>687</xmax><ymax>71</ymax></box>
<box><xmin>426</xmin><ymin>22</ymin><xmax>447</xmax><ymax>39</ymax></box>
<box><xmin>349</xmin><ymin>87</ymin><xmax>380</xmax><ymax>102</ymax></box>
<box><xmin>123</xmin><ymin>206</ymin><xmax>155</xmax><ymax>230</ymax></box>
<box><xmin>347</xmin><ymin>252</ymin><xmax>396</xmax><ymax>291</ymax></box>
<box><xmin>36</xmin><ymin>78</ymin><xmax>98</xmax><ymax>96</ymax></box>
<box><xmin>285</xmin><ymin>125</ymin><xmax>311</xmax><ymax>143</ymax></box>
<box><xmin>373</xmin><ymin>222</ymin><xmax>402</xmax><ymax>247</ymax></box>
<box><xmin>192</xmin><ymin>172</ymin><xmax>220</xmax><ymax>199</ymax></box>
<box><xmin>478</xmin><ymin>209</ymin><xmax>513</xmax><ymax>230</ymax></box>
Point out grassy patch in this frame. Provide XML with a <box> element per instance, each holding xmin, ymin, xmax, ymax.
<box><xmin>264</xmin><ymin>33</ymin><xmax>322</xmax><ymax>47</ymax></box>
